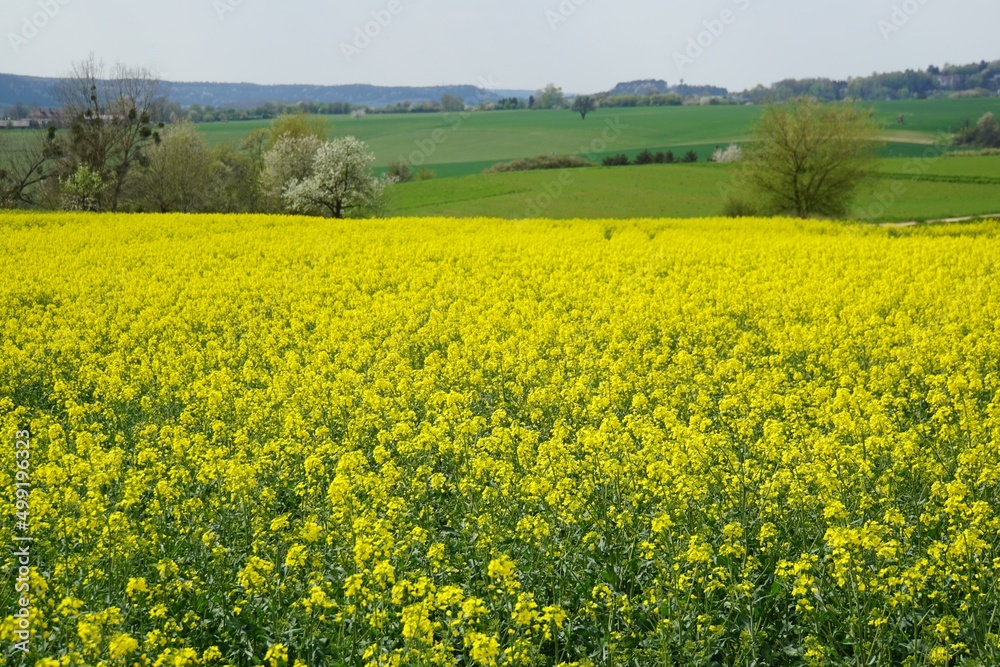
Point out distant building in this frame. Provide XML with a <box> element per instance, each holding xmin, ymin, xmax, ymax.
<box><xmin>29</xmin><ymin>108</ymin><xmax>66</xmax><ymax>126</ymax></box>
<box><xmin>935</xmin><ymin>74</ymin><xmax>960</xmax><ymax>89</ymax></box>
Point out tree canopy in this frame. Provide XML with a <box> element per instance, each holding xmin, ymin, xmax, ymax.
<box><xmin>726</xmin><ymin>99</ymin><xmax>883</xmax><ymax>218</ymax></box>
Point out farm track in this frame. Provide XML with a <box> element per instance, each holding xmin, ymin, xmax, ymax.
<box><xmin>880</xmin><ymin>213</ymin><xmax>1000</xmax><ymax>227</ymax></box>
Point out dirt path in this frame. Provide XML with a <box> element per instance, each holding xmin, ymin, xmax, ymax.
<box><xmin>880</xmin><ymin>213</ymin><xmax>1000</xmax><ymax>228</ymax></box>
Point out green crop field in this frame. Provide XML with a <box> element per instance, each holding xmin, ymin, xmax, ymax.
<box><xmin>883</xmin><ymin>154</ymin><xmax>1000</xmax><ymax>181</ymax></box>
<box><xmin>385</xmin><ymin>164</ymin><xmax>729</xmax><ymax>219</ymax></box>
<box><xmin>875</xmin><ymin>98</ymin><xmax>1000</xmax><ymax>135</ymax></box>
<box><xmin>197</xmin><ymin>106</ymin><xmax>764</xmax><ymax>174</ymax></box>
<box><xmin>194</xmin><ymin>98</ymin><xmax>1000</xmax><ymax>177</ymax></box>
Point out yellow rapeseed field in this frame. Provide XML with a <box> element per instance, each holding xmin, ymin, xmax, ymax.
<box><xmin>2</xmin><ymin>212</ymin><xmax>1000</xmax><ymax>667</ymax></box>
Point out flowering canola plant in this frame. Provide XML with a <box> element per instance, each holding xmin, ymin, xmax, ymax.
<box><xmin>1</xmin><ymin>212</ymin><xmax>1000</xmax><ymax>666</ymax></box>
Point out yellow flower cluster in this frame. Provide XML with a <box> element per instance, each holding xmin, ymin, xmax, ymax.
<box><xmin>1</xmin><ymin>212</ymin><xmax>1000</xmax><ymax>666</ymax></box>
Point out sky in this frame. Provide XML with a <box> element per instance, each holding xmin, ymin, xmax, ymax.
<box><xmin>1</xmin><ymin>0</ymin><xmax>998</xmax><ymax>93</ymax></box>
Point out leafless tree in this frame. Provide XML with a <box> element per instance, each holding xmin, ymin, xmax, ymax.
<box><xmin>0</xmin><ymin>127</ymin><xmax>61</xmax><ymax>208</ymax></box>
<box><xmin>55</xmin><ymin>55</ymin><xmax>165</xmax><ymax>211</ymax></box>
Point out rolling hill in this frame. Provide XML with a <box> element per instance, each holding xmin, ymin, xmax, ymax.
<box><xmin>0</xmin><ymin>72</ymin><xmax>534</xmax><ymax>109</ymax></box>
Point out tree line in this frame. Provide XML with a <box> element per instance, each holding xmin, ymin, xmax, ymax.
<box><xmin>743</xmin><ymin>60</ymin><xmax>1000</xmax><ymax>103</ymax></box>
<box><xmin>0</xmin><ymin>58</ymin><xmax>387</xmax><ymax>218</ymax></box>
<box><xmin>185</xmin><ymin>100</ymin><xmax>355</xmax><ymax>123</ymax></box>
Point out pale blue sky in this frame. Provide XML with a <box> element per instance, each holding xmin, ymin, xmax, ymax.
<box><xmin>2</xmin><ymin>0</ymin><xmax>997</xmax><ymax>92</ymax></box>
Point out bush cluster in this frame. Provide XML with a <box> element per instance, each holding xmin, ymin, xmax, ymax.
<box><xmin>602</xmin><ymin>149</ymin><xmax>699</xmax><ymax>166</ymax></box>
<box><xmin>484</xmin><ymin>155</ymin><xmax>594</xmax><ymax>173</ymax></box>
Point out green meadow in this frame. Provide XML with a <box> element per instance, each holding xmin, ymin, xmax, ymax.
<box><xmin>384</xmin><ymin>156</ymin><xmax>1000</xmax><ymax>222</ymax></box>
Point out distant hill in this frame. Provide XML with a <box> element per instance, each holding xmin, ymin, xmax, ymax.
<box><xmin>163</xmin><ymin>81</ymin><xmax>536</xmax><ymax>109</ymax></box>
<box><xmin>603</xmin><ymin>79</ymin><xmax>729</xmax><ymax>98</ymax></box>
<box><xmin>0</xmin><ymin>74</ymin><xmax>61</xmax><ymax>108</ymax></box>
<box><xmin>607</xmin><ymin>80</ymin><xmax>672</xmax><ymax>96</ymax></box>
<box><xmin>0</xmin><ymin>72</ymin><xmax>535</xmax><ymax>109</ymax></box>
<box><xmin>4</xmin><ymin>58</ymin><xmax>995</xmax><ymax>113</ymax></box>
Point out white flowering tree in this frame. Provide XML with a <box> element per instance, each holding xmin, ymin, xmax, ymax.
<box><xmin>61</xmin><ymin>165</ymin><xmax>105</xmax><ymax>212</ymax></box>
<box><xmin>260</xmin><ymin>135</ymin><xmax>322</xmax><ymax>206</ymax></box>
<box><xmin>282</xmin><ymin>136</ymin><xmax>387</xmax><ymax>219</ymax></box>
<box><xmin>711</xmin><ymin>144</ymin><xmax>744</xmax><ymax>163</ymax></box>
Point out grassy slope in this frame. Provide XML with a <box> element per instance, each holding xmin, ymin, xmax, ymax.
<box><xmin>876</xmin><ymin>98</ymin><xmax>1000</xmax><ymax>135</ymax></box>
<box><xmin>854</xmin><ymin>155</ymin><xmax>1000</xmax><ymax>221</ymax></box>
<box><xmin>882</xmin><ymin>154</ymin><xmax>1000</xmax><ymax>180</ymax></box>
<box><xmin>387</xmin><ymin>156</ymin><xmax>1000</xmax><ymax>222</ymax></box>
<box><xmin>387</xmin><ymin>164</ymin><xmax>728</xmax><ymax>219</ymax></box>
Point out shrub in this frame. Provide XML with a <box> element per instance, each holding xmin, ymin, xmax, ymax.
<box><xmin>634</xmin><ymin>149</ymin><xmax>654</xmax><ymax>165</ymax></box>
<box><xmin>711</xmin><ymin>144</ymin><xmax>744</xmax><ymax>163</ymax></box>
<box><xmin>944</xmin><ymin>148</ymin><xmax>1000</xmax><ymax>157</ymax></box>
<box><xmin>61</xmin><ymin>165</ymin><xmax>105</xmax><ymax>211</ymax></box>
<box><xmin>387</xmin><ymin>160</ymin><xmax>412</xmax><ymax>183</ymax></box>
<box><xmin>601</xmin><ymin>154</ymin><xmax>631</xmax><ymax>167</ymax></box>
<box><xmin>721</xmin><ymin>194</ymin><xmax>761</xmax><ymax>218</ymax></box>
<box><xmin>484</xmin><ymin>155</ymin><xmax>593</xmax><ymax>173</ymax></box>
<box><xmin>682</xmin><ymin>150</ymin><xmax>699</xmax><ymax>163</ymax></box>
<box><xmin>415</xmin><ymin>166</ymin><xmax>436</xmax><ymax>181</ymax></box>
<box><xmin>953</xmin><ymin>113</ymin><xmax>1000</xmax><ymax>148</ymax></box>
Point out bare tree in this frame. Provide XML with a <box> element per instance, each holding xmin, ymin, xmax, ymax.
<box><xmin>55</xmin><ymin>55</ymin><xmax>164</xmax><ymax>211</ymax></box>
<box><xmin>0</xmin><ymin>127</ymin><xmax>61</xmax><ymax>208</ymax></box>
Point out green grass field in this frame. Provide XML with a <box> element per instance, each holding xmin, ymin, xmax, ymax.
<box><xmin>875</xmin><ymin>98</ymin><xmax>1000</xmax><ymax>135</ymax></box>
<box><xmin>385</xmin><ymin>156</ymin><xmax>1000</xmax><ymax>223</ymax></box>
